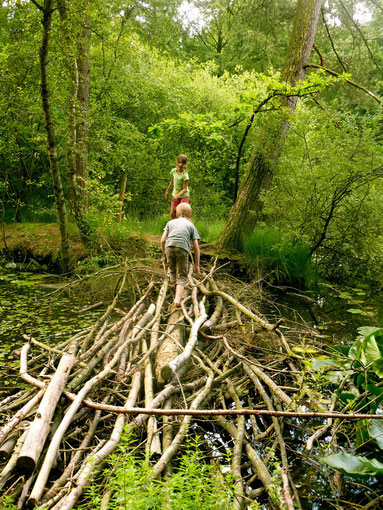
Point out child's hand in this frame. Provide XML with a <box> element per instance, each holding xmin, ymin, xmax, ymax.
<box><xmin>194</xmin><ymin>265</ymin><xmax>201</xmax><ymax>278</ymax></box>
<box><xmin>163</xmin><ymin>254</ymin><xmax>168</xmax><ymax>265</ymax></box>
<box><xmin>164</xmin><ymin>191</ymin><xmax>168</xmax><ymax>200</ymax></box>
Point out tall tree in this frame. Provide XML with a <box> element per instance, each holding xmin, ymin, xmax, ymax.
<box><xmin>31</xmin><ymin>0</ymin><xmax>70</xmax><ymax>269</ymax></box>
<box><xmin>58</xmin><ymin>0</ymin><xmax>94</xmax><ymax>248</ymax></box>
<box><xmin>217</xmin><ymin>0</ymin><xmax>323</xmax><ymax>250</ymax></box>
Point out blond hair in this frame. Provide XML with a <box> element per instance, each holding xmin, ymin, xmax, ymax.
<box><xmin>176</xmin><ymin>202</ymin><xmax>192</xmax><ymax>218</ymax></box>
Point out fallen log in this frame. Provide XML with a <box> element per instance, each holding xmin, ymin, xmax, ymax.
<box><xmin>17</xmin><ymin>353</ymin><xmax>76</xmax><ymax>475</ymax></box>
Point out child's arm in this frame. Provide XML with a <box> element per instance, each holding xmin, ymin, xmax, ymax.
<box><xmin>164</xmin><ymin>178</ymin><xmax>173</xmax><ymax>200</ymax></box>
<box><xmin>192</xmin><ymin>239</ymin><xmax>200</xmax><ymax>278</ymax></box>
<box><xmin>172</xmin><ymin>180</ymin><xmax>189</xmax><ymax>201</ymax></box>
<box><xmin>161</xmin><ymin>232</ymin><xmax>168</xmax><ymax>262</ymax></box>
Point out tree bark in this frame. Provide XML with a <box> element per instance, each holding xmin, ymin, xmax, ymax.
<box><xmin>217</xmin><ymin>0</ymin><xmax>323</xmax><ymax>250</ymax></box>
<box><xmin>59</xmin><ymin>0</ymin><xmax>95</xmax><ymax>248</ymax></box>
<box><xmin>116</xmin><ymin>173</ymin><xmax>127</xmax><ymax>223</ymax></box>
<box><xmin>38</xmin><ymin>0</ymin><xmax>70</xmax><ymax>269</ymax></box>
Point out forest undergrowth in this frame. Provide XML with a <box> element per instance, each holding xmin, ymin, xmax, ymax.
<box><xmin>0</xmin><ymin>257</ymin><xmax>383</xmax><ymax>510</ymax></box>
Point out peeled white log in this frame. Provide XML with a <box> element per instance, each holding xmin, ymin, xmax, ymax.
<box><xmin>152</xmin><ymin>371</ymin><xmax>214</xmax><ymax>477</ymax></box>
<box><xmin>17</xmin><ymin>353</ymin><xmax>76</xmax><ymax>475</ymax></box>
<box><xmin>155</xmin><ymin>307</ymin><xmax>185</xmax><ymax>384</ymax></box>
<box><xmin>55</xmin><ymin>371</ymin><xmax>142</xmax><ymax>510</ymax></box>
<box><xmin>161</xmin><ymin>301</ymin><xmax>207</xmax><ymax>382</ymax></box>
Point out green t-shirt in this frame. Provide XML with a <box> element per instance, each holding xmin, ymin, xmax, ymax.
<box><xmin>171</xmin><ymin>168</ymin><xmax>190</xmax><ymax>198</ymax></box>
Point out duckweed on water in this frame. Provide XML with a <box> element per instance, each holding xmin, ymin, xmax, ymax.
<box><xmin>0</xmin><ymin>268</ymin><xmax>103</xmax><ymax>387</ymax></box>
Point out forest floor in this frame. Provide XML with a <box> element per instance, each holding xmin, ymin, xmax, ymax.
<box><xmin>0</xmin><ymin>223</ymin><xmax>162</xmax><ymax>266</ymax></box>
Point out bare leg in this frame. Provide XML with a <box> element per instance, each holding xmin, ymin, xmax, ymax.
<box><xmin>174</xmin><ymin>284</ymin><xmax>184</xmax><ymax>306</ymax></box>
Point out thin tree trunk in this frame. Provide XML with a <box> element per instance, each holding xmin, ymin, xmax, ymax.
<box><xmin>217</xmin><ymin>0</ymin><xmax>323</xmax><ymax>250</ymax></box>
<box><xmin>116</xmin><ymin>173</ymin><xmax>127</xmax><ymax>223</ymax></box>
<box><xmin>37</xmin><ymin>0</ymin><xmax>70</xmax><ymax>269</ymax></box>
<box><xmin>58</xmin><ymin>0</ymin><xmax>95</xmax><ymax>248</ymax></box>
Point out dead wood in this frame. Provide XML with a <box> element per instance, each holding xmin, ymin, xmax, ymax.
<box><xmin>0</xmin><ymin>261</ymin><xmax>369</xmax><ymax>510</ymax></box>
<box><xmin>17</xmin><ymin>353</ymin><xmax>76</xmax><ymax>475</ymax></box>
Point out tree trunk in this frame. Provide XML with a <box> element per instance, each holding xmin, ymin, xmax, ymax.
<box><xmin>116</xmin><ymin>173</ymin><xmax>127</xmax><ymax>223</ymax></box>
<box><xmin>38</xmin><ymin>0</ymin><xmax>70</xmax><ymax>270</ymax></box>
<box><xmin>59</xmin><ymin>0</ymin><xmax>95</xmax><ymax>248</ymax></box>
<box><xmin>217</xmin><ymin>0</ymin><xmax>323</xmax><ymax>250</ymax></box>
<box><xmin>75</xmin><ymin>8</ymin><xmax>90</xmax><ymax>207</ymax></box>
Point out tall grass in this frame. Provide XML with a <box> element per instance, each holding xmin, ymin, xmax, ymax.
<box><xmin>195</xmin><ymin>218</ymin><xmax>225</xmax><ymax>243</ymax></box>
<box><xmin>244</xmin><ymin>227</ymin><xmax>313</xmax><ymax>286</ymax></box>
<box><xmin>4</xmin><ymin>206</ymin><xmax>58</xmax><ymax>223</ymax></box>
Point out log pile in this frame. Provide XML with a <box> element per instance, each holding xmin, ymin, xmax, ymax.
<box><xmin>0</xmin><ymin>261</ymin><xmax>376</xmax><ymax>509</ymax></box>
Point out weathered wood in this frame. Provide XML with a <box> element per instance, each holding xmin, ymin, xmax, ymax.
<box><xmin>0</xmin><ymin>389</ymin><xmax>44</xmax><ymax>446</ymax></box>
<box><xmin>2</xmin><ymin>263</ymin><xmax>365</xmax><ymax>509</ymax></box>
<box><xmin>155</xmin><ymin>306</ymin><xmax>185</xmax><ymax>384</ymax></box>
<box><xmin>16</xmin><ymin>353</ymin><xmax>76</xmax><ymax>475</ymax></box>
<box><xmin>55</xmin><ymin>371</ymin><xmax>142</xmax><ymax>510</ymax></box>
<box><xmin>27</xmin><ymin>303</ymin><xmax>155</xmax><ymax>507</ymax></box>
<box><xmin>0</xmin><ymin>429</ymin><xmax>28</xmax><ymax>490</ymax></box>
<box><xmin>160</xmin><ymin>302</ymin><xmax>207</xmax><ymax>382</ymax></box>
<box><xmin>0</xmin><ymin>434</ymin><xmax>18</xmax><ymax>461</ymax></box>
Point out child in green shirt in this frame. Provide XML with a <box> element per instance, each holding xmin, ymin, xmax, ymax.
<box><xmin>164</xmin><ymin>154</ymin><xmax>190</xmax><ymax>219</ymax></box>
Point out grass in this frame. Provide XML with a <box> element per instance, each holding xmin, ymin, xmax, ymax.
<box><xmin>89</xmin><ymin>210</ymin><xmax>225</xmax><ymax>244</ymax></box>
<box><xmin>194</xmin><ymin>218</ymin><xmax>225</xmax><ymax>243</ymax></box>
<box><xmin>244</xmin><ymin>227</ymin><xmax>313</xmax><ymax>286</ymax></box>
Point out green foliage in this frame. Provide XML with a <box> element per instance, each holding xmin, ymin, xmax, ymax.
<box><xmin>78</xmin><ymin>430</ymin><xmax>236</xmax><ymax>510</ymax></box>
<box><xmin>324</xmin><ymin>452</ymin><xmax>383</xmax><ymax>477</ymax></box>
<box><xmin>2</xmin><ymin>0</ymin><xmax>383</xmax><ymax>287</ymax></box>
<box><xmin>243</xmin><ymin>227</ymin><xmax>312</xmax><ymax>286</ymax></box>
<box><xmin>311</xmin><ymin>327</ymin><xmax>383</xmax><ymax>479</ymax></box>
<box><xmin>312</xmin><ymin>326</ymin><xmax>383</xmax><ymax>406</ymax></box>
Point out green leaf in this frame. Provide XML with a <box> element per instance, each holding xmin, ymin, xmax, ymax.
<box><xmin>368</xmin><ymin>420</ymin><xmax>383</xmax><ymax>450</ymax></box>
<box><xmin>364</xmin><ymin>337</ymin><xmax>382</xmax><ymax>365</ymax></box>
<box><xmin>324</xmin><ymin>452</ymin><xmax>383</xmax><ymax>477</ymax></box>
<box><xmin>311</xmin><ymin>358</ymin><xmax>341</xmax><ymax>371</ymax></box>
<box><xmin>337</xmin><ymin>388</ymin><xmax>359</xmax><ymax>403</ymax></box>
<box><xmin>372</xmin><ymin>359</ymin><xmax>383</xmax><ymax>378</ymax></box>
<box><xmin>325</xmin><ymin>370</ymin><xmax>353</xmax><ymax>385</ymax></box>
<box><xmin>347</xmin><ymin>308</ymin><xmax>365</xmax><ymax>315</ymax></box>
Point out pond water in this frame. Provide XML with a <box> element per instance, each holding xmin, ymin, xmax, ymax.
<box><xmin>264</xmin><ymin>282</ymin><xmax>383</xmax><ymax>346</ymax></box>
<box><xmin>0</xmin><ymin>266</ymin><xmax>103</xmax><ymax>390</ymax></box>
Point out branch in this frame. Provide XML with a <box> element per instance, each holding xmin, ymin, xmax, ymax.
<box><xmin>305</xmin><ymin>63</ymin><xmax>382</xmax><ymax>104</ymax></box>
<box><xmin>30</xmin><ymin>0</ymin><xmax>44</xmax><ymax>11</ymax></box>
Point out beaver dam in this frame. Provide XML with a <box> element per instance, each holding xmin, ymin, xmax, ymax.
<box><xmin>0</xmin><ymin>259</ymin><xmax>382</xmax><ymax>510</ymax></box>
